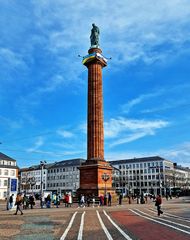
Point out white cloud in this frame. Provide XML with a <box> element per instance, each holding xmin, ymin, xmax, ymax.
<box><xmin>121</xmin><ymin>84</ymin><xmax>190</xmax><ymax>114</ymax></box>
<box><xmin>105</xmin><ymin>150</ymin><xmax>149</xmax><ymax>161</ymax></box>
<box><xmin>52</xmin><ymin>142</ymin><xmax>75</xmax><ymax>149</ymax></box>
<box><xmin>37</xmin><ymin>74</ymin><xmax>66</xmax><ymax>93</ymax></box>
<box><xmin>104</xmin><ymin>117</ymin><xmax>169</xmax><ymax>147</ymax></box>
<box><xmin>106</xmin><ymin>142</ymin><xmax>190</xmax><ymax>167</ymax></box>
<box><xmin>161</xmin><ymin>142</ymin><xmax>190</xmax><ymax>166</ymax></box>
<box><xmin>1</xmin><ymin>1</ymin><xmax>190</xmax><ymax>77</ymax></box>
<box><xmin>30</xmin><ymin>0</ymin><xmax>190</xmax><ymax>66</ymax></box>
<box><xmin>26</xmin><ymin>149</ymin><xmax>84</xmax><ymax>158</ymax></box>
<box><xmin>0</xmin><ymin>0</ymin><xmax>189</xmax><ymax>167</ymax></box>
<box><xmin>141</xmin><ymin>100</ymin><xmax>189</xmax><ymax>114</ymax></box>
<box><xmin>58</xmin><ymin>150</ymin><xmax>85</xmax><ymax>156</ymax></box>
<box><xmin>1</xmin><ymin>0</ymin><xmax>190</xmax><ymax>114</ymax></box>
<box><xmin>0</xmin><ymin>48</ymin><xmax>26</xmax><ymax>68</ymax></box>
<box><xmin>0</xmin><ymin>48</ymin><xmax>28</xmax><ymax>84</ymax></box>
<box><xmin>27</xmin><ymin>137</ymin><xmax>44</xmax><ymax>152</ymax></box>
<box><xmin>78</xmin><ymin>117</ymin><xmax>169</xmax><ymax>147</ymax></box>
<box><xmin>57</xmin><ymin>129</ymin><xmax>74</xmax><ymax>138</ymax></box>
<box><xmin>105</xmin><ymin>117</ymin><xmax>168</xmax><ymax>137</ymax></box>
<box><xmin>121</xmin><ymin>90</ymin><xmax>164</xmax><ymax>113</ymax></box>
<box><xmin>109</xmin><ymin>132</ymin><xmax>150</xmax><ymax>148</ymax></box>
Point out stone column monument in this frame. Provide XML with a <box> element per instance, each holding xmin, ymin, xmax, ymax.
<box><xmin>78</xmin><ymin>24</ymin><xmax>114</xmax><ymax>196</ymax></box>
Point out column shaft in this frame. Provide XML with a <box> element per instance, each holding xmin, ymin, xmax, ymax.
<box><xmin>87</xmin><ymin>62</ymin><xmax>104</xmax><ymax>160</ymax></box>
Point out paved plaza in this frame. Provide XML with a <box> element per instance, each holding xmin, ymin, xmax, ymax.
<box><xmin>0</xmin><ymin>197</ymin><xmax>190</xmax><ymax>240</ymax></box>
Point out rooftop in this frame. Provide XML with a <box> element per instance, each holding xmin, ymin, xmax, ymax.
<box><xmin>20</xmin><ymin>159</ymin><xmax>86</xmax><ymax>171</ymax></box>
<box><xmin>0</xmin><ymin>152</ymin><xmax>17</xmax><ymax>162</ymax></box>
<box><xmin>109</xmin><ymin>156</ymin><xmax>172</xmax><ymax>165</ymax></box>
<box><xmin>49</xmin><ymin>158</ymin><xmax>86</xmax><ymax>168</ymax></box>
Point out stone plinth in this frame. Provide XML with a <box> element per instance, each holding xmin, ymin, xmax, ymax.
<box><xmin>78</xmin><ymin>162</ymin><xmax>114</xmax><ymax>196</ymax></box>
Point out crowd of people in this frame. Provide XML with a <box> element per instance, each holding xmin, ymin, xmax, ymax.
<box><xmin>7</xmin><ymin>191</ymin><xmax>169</xmax><ymax>216</ymax></box>
<box><xmin>7</xmin><ymin>192</ymin><xmax>75</xmax><ymax>214</ymax></box>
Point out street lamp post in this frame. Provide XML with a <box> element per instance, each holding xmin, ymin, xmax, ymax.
<box><xmin>40</xmin><ymin>161</ymin><xmax>46</xmax><ymax>207</ymax></box>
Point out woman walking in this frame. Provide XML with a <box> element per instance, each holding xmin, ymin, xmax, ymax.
<box><xmin>155</xmin><ymin>194</ymin><xmax>163</xmax><ymax>216</ymax></box>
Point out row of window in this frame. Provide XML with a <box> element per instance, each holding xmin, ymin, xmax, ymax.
<box><xmin>47</xmin><ymin>175</ymin><xmax>79</xmax><ymax>180</ymax></box>
<box><xmin>119</xmin><ymin>161</ymin><xmax>163</xmax><ymax>169</ymax></box>
<box><xmin>47</xmin><ymin>167</ymin><xmax>77</xmax><ymax>174</ymax></box>
<box><xmin>22</xmin><ymin>170</ymin><xmax>45</xmax><ymax>176</ymax></box>
<box><xmin>21</xmin><ymin>184</ymin><xmax>46</xmax><ymax>190</ymax></box>
<box><xmin>0</xmin><ymin>160</ymin><xmax>16</xmax><ymax>166</ymax></box>
<box><xmin>120</xmin><ymin>168</ymin><xmax>163</xmax><ymax>175</ymax></box>
<box><xmin>114</xmin><ymin>181</ymin><xmax>161</xmax><ymax>188</ymax></box>
<box><xmin>120</xmin><ymin>174</ymin><xmax>163</xmax><ymax>181</ymax></box>
<box><xmin>0</xmin><ymin>169</ymin><xmax>15</xmax><ymax>176</ymax></box>
<box><xmin>47</xmin><ymin>182</ymin><xmax>76</xmax><ymax>188</ymax></box>
<box><xmin>22</xmin><ymin>176</ymin><xmax>45</xmax><ymax>182</ymax></box>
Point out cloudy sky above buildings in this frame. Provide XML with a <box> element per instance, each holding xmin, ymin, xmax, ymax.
<box><xmin>0</xmin><ymin>0</ymin><xmax>190</xmax><ymax>167</ymax></box>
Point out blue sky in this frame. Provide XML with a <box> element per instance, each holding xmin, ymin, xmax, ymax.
<box><xmin>0</xmin><ymin>0</ymin><xmax>190</xmax><ymax>167</ymax></box>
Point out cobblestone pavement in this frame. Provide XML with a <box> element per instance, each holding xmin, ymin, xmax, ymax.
<box><xmin>0</xmin><ymin>197</ymin><xmax>190</xmax><ymax>240</ymax></box>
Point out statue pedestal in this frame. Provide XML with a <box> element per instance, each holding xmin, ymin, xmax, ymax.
<box><xmin>78</xmin><ymin>161</ymin><xmax>114</xmax><ymax>196</ymax></box>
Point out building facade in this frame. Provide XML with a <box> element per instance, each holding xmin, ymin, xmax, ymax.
<box><xmin>47</xmin><ymin>159</ymin><xmax>85</xmax><ymax>195</ymax></box>
<box><xmin>20</xmin><ymin>164</ymin><xmax>51</xmax><ymax>196</ymax></box>
<box><xmin>164</xmin><ymin>164</ymin><xmax>190</xmax><ymax>195</ymax></box>
<box><xmin>0</xmin><ymin>152</ymin><xmax>18</xmax><ymax>200</ymax></box>
<box><xmin>109</xmin><ymin>156</ymin><xmax>190</xmax><ymax>196</ymax></box>
<box><xmin>18</xmin><ymin>156</ymin><xmax>190</xmax><ymax>197</ymax></box>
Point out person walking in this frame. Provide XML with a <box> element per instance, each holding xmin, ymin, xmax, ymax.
<box><xmin>68</xmin><ymin>193</ymin><xmax>72</xmax><ymax>207</ymax></box>
<box><xmin>14</xmin><ymin>193</ymin><xmax>23</xmax><ymax>215</ymax></box>
<box><xmin>9</xmin><ymin>194</ymin><xmax>14</xmax><ymax>210</ymax></box>
<box><xmin>65</xmin><ymin>194</ymin><xmax>69</xmax><ymax>207</ymax></box>
<box><xmin>155</xmin><ymin>194</ymin><xmax>163</xmax><ymax>216</ymax></box>
<box><xmin>128</xmin><ymin>195</ymin><xmax>132</xmax><ymax>204</ymax></box>
<box><xmin>119</xmin><ymin>194</ymin><xmax>123</xmax><ymax>205</ymax></box>
<box><xmin>99</xmin><ymin>195</ymin><xmax>104</xmax><ymax>207</ymax></box>
<box><xmin>29</xmin><ymin>194</ymin><xmax>35</xmax><ymax>209</ymax></box>
<box><xmin>144</xmin><ymin>194</ymin><xmax>148</xmax><ymax>204</ymax></box>
<box><xmin>46</xmin><ymin>194</ymin><xmax>51</xmax><ymax>208</ymax></box>
<box><xmin>77</xmin><ymin>194</ymin><xmax>81</xmax><ymax>208</ymax></box>
<box><xmin>41</xmin><ymin>193</ymin><xmax>45</xmax><ymax>209</ymax></box>
<box><xmin>23</xmin><ymin>194</ymin><xmax>29</xmax><ymax>210</ymax></box>
<box><xmin>55</xmin><ymin>194</ymin><xmax>60</xmax><ymax>208</ymax></box>
<box><xmin>80</xmin><ymin>194</ymin><xmax>85</xmax><ymax>208</ymax></box>
<box><xmin>108</xmin><ymin>193</ymin><xmax>112</xmax><ymax>206</ymax></box>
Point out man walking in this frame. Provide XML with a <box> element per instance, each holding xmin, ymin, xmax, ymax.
<box><xmin>119</xmin><ymin>193</ymin><xmax>123</xmax><ymax>205</ymax></box>
<box><xmin>108</xmin><ymin>193</ymin><xmax>112</xmax><ymax>206</ymax></box>
<box><xmin>14</xmin><ymin>193</ymin><xmax>23</xmax><ymax>215</ymax></box>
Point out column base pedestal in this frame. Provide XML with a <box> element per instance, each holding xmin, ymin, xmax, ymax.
<box><xmin>78</xmin><ymin>161</ymin><xmax>115</xmax><ymax>197</ymax></box>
